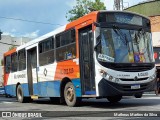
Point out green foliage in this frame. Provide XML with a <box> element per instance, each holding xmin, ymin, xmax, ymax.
<box><xmin>9</xmin><ymin>45</ymin><xmax>16</xmax><ymax>51</ymax></box>
<box><xmin>0</xmin><ymin>59</ymin><xmax>3</xmax><ymax>66</ymax></box>
<box><xmin>91</xmin><ymin>0</ymin><xmax>106</xmax><ymax>11</ymax></box>
<box><xmin>66</xmin><ymin>0</ymin><xmax>106</xmax><ymax>22</ymax></box>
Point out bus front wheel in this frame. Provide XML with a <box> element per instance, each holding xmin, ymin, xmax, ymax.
<box><xmin>64</xmin><ymin>82</ymin><xmax>80</xmax><ymax>107</ymax></box>
<box><xmin>134</xmin><ymin>93</ymin><xmax>143</xmax><ymax>98</ymax></box>
<box><xmin>107</xmin><ymin>95</ymin><xmax>122</xmax><ymax>103</ymax></box>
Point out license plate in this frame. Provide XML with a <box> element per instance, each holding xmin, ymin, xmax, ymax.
<box><xmin>131</xmin><ymin>84</ymin><xmax>140</xmax><ymax>89</ymax></box>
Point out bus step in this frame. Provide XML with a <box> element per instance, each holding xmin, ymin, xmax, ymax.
<box><xmin>31</xmin><ymin>95</ymin><xmax>38</xmax><ymax>100</ymax></box>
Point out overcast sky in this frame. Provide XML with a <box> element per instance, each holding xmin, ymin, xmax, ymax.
<box><xmin>0</xmin><ymin>0</ymin><xmax>146</xmax><ymax>38</ymax></box>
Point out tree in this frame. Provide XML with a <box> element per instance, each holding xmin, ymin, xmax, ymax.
<box><xmin>91</xmin><ymin>0</ymin><xmax>106</xmax><ymax>11</ymax></box>
<box><xmin>0</xmin><ymin>59</ymin><xmax>3</xmax><ymax>66</ymax></box>
<box><xmin>66</xmin><ymin>0</ymin><xmax>106</xmax><ymax>22</ymax></box>
<box><xmin>9</xmin><ymin>45</ymin><xmax>16</xmax><ymax>51</ymax></box>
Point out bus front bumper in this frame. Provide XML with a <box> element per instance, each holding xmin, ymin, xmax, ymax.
<box><xmin>98</xmin><ymin>78</ymin><xmax>156</xmax><ymax>97</ymax></box>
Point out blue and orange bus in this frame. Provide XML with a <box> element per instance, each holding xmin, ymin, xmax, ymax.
<box><xmin>4</xmin><ymin>11</ymin><xmax>156</xmax><ymax>106</ymax></box>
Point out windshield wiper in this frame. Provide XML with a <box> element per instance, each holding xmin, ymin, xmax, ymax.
<box><xmin>112</xmin><ymin>25</ymin><xmax>128</xmax><ymax>46</ymax></box>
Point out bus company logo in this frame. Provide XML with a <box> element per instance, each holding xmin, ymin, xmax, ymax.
<box><xmin>138</xmin><ymin>72</ymin><xmax>148</xmax><ymax>77</ymax></box>
<box><xmin>2</xmin><ymin>112</ymin><xmax>42</xmax><ymax>118</ymax></box>
<box><xmin>134</xmin><ymin>76</ymin><xmax>138</xmax><ymax>81</ymax></box>
<box><xmin>14</xmin><ymin>74</ymin><xmax>26</xmax><ymax>79</ymax></box>
<box><xmin>44</xmin><ymin>68</ymin><xmax>47</xmax><ymax>76</ymax></box>
<box><xmin>2</xmin><ymin>112</ymin><xmax>11</xmax><ymax>118</ymax></box>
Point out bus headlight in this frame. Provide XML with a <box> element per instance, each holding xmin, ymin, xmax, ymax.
<box><xmin>98</xmin><ymin>69</ymin><xmax>119</xmax><ymax>83</ymax></box>
<box><xmin>99</xmin><ymin>69</ymin><xmax>107</xmax><ymax>78</ymax></box>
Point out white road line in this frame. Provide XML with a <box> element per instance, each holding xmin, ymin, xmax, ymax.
<box><xmin>0</xmin><ymin>101</ymin><xmax>14</xmax><ymax>104</ymax></box>
<box><xmin>142</xmin><ymin>97</ymin><xmax>160</xmax><ymax>99</ymax></box>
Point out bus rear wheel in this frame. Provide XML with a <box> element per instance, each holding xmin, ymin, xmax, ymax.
<box><xmin>64</xmin><ymin>82</ymin><xmax>80</xmax><ymax>107</ymax></box>
<box><xmin>107</xmin><ymin>95</ymin><xmax>122</xmax><ymax>103</ymax></box>
<box><xmin>16</xmin><ymin>85</ymin><xmax>31</xmax><ymax>103</ymax></box>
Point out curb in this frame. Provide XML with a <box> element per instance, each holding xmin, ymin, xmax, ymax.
<box><xmin>143</xmin><ymin>94</ymin><xmax>160</xmax><ymax>97</ymax></box>
<box><xmin>0</xmin><ymin>94</ymin><xmax>5</xmax><ymax>97</ymax></box>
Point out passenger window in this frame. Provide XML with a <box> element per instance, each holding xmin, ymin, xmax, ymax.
<box><xmin>39</xmin><ymin>37</ymin><xmax>55</xmax><ymax>66</ymax></box>
<box><xmin>5</xmin><ymin>55</ymin><xmax>11</xmax><ymax>73</ymax></box>
<box><xmin>56</xmin><ymin>29</ymin><xmax>76</xmax><ymax>61</ymax></box>
<box><xmin>18</xmin><ymin>49</ymin><xmax>26</xmax><ymax>71</ymax></box>
<box><xmin>11</xmin><ymin>53</ymin><xmax>18</xmax><ymax>72</ymax></box>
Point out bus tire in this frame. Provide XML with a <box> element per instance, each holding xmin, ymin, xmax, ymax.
<box><xmin>134</xmin><ymin>93</ymin><xmax>143</xmax><ymax>98</ymax></box>
<box><xmin>16</xmin><ymin>85</ymin><xmax>29</xmax><ymax>103</ymax></box>
<box><xmin>64</xmin><ymin>82</ymin><xmax>80</xmax><ymax>107</ymax></box>
<box><xmin>107</xmin><ymin>95</ymin><xmax>122</xmax><ymax>103</ymax></box>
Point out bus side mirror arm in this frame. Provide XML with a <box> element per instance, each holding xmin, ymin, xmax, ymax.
<box><xmin>93</xmin><ymin>22</ymin><xmax>100</xmax><ymax>27</ymax></box>
<box><xmin>94</xmin><ymin>38</ymin><xmax>101</xmax><ymax>51</ymax></box>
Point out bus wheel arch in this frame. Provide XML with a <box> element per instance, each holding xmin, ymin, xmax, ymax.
<box><xmin>16</xmin><ymin>83</ymin><xmax>32</xmax><ymax>103</ymax></box>
<box><xmin>60</xmin><ymin>78</ymin><xmax>81</xmax><ymax>107</ymax></box>
<box><xmin>60</xmin><ymin>77</ymin><xmax>71</xmax><ymax>103</ymax></box>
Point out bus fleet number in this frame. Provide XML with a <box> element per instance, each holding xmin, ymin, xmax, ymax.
<box><xmin>60</xmin><ymin>68</ymin><xmax>74</xmax><ymax>74</ymax></box>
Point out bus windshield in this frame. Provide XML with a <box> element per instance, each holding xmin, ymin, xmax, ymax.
<box><xmin>97</xmin><ymin>28</ymin><xmax>153</xmax><ymax>63</ymax></box>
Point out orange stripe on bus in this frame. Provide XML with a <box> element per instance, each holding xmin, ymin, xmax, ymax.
<box><xmin>4</xmin><ymin>48</ymin><xmax>17</xmax><ymax>56</ymax></box>
<box><xmin>65</xmin><ymin>11</ymin><xmax>98</xmax><ymax>30</ymax></box>
<box><xmin>54</xmin><ymin>59</ymin><xmax>80</xmax><ymax>80</ymax></box>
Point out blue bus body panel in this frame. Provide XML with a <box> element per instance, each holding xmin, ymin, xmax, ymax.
<box><xmin>4</xmin><ymin>78</ymin><xmax>82</xmax><ymax>97</ymax></box>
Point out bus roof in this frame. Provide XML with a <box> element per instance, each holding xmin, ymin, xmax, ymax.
<box><xmin>4</xmin><ymin>48</ymin><xmax>16</xmax><ymax>57</ymax></box>
<box><xmin>4</xmin><ymin>10</ymin><xmax>149</xmax><ymax>56</ymax></box>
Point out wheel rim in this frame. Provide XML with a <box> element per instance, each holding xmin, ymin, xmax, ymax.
<box><xmin>66</xmin><ymin>87</ymin><xmax>74</xmax><ymax>102</ymax></box>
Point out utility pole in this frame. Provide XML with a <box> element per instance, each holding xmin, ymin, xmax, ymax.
<box><xmin>114</xmin><ymin>0</ymin><xmax>124</xmax><ymax>10</ymax></box>
<box><xmin>0</xmin><ymin>30</ymin><xmax>2</xmax><ymax>40</ymax></box>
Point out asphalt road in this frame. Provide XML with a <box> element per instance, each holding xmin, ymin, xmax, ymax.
<box><xmin>0</xmin><ymin>94</ymin><xmax>160</xmax><ymax>120</ymax></box>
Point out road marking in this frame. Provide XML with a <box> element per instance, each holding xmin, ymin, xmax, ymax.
<box><xmin>0</xmin><ymin>101</ymin><xmax>14</xmax><ymax>104</ymax></box>
<box><xmin>142</xmin><ymin>97</ymin><xmax>160</xmax><ymax>99</ymax></box>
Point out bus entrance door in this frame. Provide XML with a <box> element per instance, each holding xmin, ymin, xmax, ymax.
<box><xmin>79</xmin><ymin>25</ymin><xmax>96</xmax><ymax>95</ymax></box>
<box><xmin>27</xmin><ymin>46</ymin><xmax>39</xmax><ymax>96</ymax></box>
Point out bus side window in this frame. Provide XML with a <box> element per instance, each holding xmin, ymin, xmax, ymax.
<box><xmin>39</xmin><ymin>43</ymin><xmax>43</xmax><ymax>53</ymax></box>
<box><xmin>11</xmin><ymin>53</ymin><xmax>18</xmax><ymax>72</ymax></box>
<box><xmin>71</xmin><ymin>29</ymin><xmax>75</xmax><ymax>43</ymax></box>
<box><xmin>39</xmin><ymin>37</ymin><xmax>55</xmax><ymax>66</ymax></box>
<box><xmin>5</xmin><ymin>55</ymin><xmax>11</xmax><ymax>73</ymax></box>
<box><xmin>56</xmin><ymin>36</ymin><xmax>60</xmax><ymax>48</ymax></box>
<box><xmin>56</xmin><ymin>29</ymin><xmax>76</xmax><ymax>62</ymax></box>
<box><xmin>18</xmin><ymin>49</ymin><xmax>26</xmax><ymax>71</ymax></box>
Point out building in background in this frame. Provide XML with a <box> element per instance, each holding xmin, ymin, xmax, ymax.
<box><xmin>124</xmin><ymin>0</ymin><xmax>160</xmax><ymax>47</ymax></box>
<box><xmin>0</xmin><ymin>35</ymin><xmax>31</xmax><ymax>86</ymax></box>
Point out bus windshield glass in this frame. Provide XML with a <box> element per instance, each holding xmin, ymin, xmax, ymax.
<box><xmin>97</xmin><ymin>28</ymin><xmax>153</xmax><ymax>63</ymax></box>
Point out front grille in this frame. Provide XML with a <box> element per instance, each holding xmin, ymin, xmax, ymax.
<box><xmin>120</xmin><ymin>77</ymin><xmax>149</xmax><ymax>81</ymax></box>
<box><xmin>99</xmin><ymin>62</ymin><xmax>154</xmax><ymax>72</ymax></box>
<box><xmin>113</xmin><ymin>64</ymin><xmax>153</xmax><ymax>72</ymax></box>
